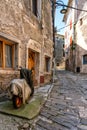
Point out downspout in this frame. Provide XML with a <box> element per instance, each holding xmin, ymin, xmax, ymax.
<box><xmin>73</xmin><ymin>0</ymin><xmax>78</xmax><ymax>72</ymax></box>
<box><xmin>51</xmin><ymin>0</ymin><xmax>56</xmax><ymax>82</ymax></box>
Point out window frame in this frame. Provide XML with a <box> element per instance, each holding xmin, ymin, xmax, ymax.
<box><xmin>45</xmin><ymin>56</ymin><xmax>50</xmax><ymax>72</ymax></box>
<box><xmin>32</xmin><ymin>0</ymin><xmax>38</xmax><ymax>17</ymax></box>
<box><xmin>0</xmin><ymin>38</ymin><xmax>15</xmax><ymax>69</ymax></box>
<box><xmin>83</xmin><ymin>55</ymin><xmax>87</xmax><ymax>64</ymax></box>
<box><xmin>0</xmin><ymin>41</ymin><xmax>3</xmax><ymax>67</ymax></box>
<box><xmin>80</xmin><ymin>18</ymin><xmax>83</xmax><ymax>26</ymax></box>
<box><xmin>31</xmin><ymin>0</ymin><xmax>42</xmax><ymax>20</ymax></box>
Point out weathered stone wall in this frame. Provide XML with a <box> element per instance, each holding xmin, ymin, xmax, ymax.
<box><xmin>44</xmin><ymin>73</ymin><xmax>51</xmax><ymax>84</ymax></box>
<box><xmin>55</xmin><ymin>34</ymin><xmax>64</xmax><ymax>64</ymax></box>
<box><xmin>0</xmin><ymin>70</ymin><xmax>20</xmax><ymax>91</ymax></box>
<box><xmin>0</xmin><ymin>0</ymin><xmax>53</xmax><ymax>89</ymax></box>
<box><xmin>76</xmin><ymin>0</ymin><xmax>87</xmax><ymax>73</ymax></box>
<box><xmin>76</xmin><ymin>45</ymin><xmax>87</xmax><ymax>73</ymax></box>
<box><xmin>64</xmin><ymin>0</ymin><xmax>87</xmax><ymax>73</ymax></box>
<box><xmin>77</xmin><ymin>0</ymin><xmax>87</xmax><ymax>20</ymax></box>
<box><xmin>39</xmin><ymin>0</ymin><xmax>53</xmax><ymax>84</ymax></box>
<box><xmin>43</xmin><ymin>0</ymin><xmax>53</xmax><ymax>40</ymax></box>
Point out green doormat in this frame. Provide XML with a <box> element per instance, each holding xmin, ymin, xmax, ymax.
<box><xmin>0</xmin><ymin>96</ymin><xmax>44</xmax><ymax>120</ymax></box>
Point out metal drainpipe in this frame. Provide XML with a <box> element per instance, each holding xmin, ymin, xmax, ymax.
<box><xmin>51</xmin><ymin>1</ymin><xmax>56</xmax><ymax>82</ymax></box>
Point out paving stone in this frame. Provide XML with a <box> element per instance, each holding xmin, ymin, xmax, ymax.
<box><xmin>1</xmin><ymin>70</ymin><xmax>87</xmax><ymax>129</ymax></box>
<box><xmin>51</xmin><ymin>99</ymin><xmax>67</xmax><ymax>106</ymax></box>
<box><xmin>53</xmin><ymin>123</ymin><xmax>70</xmax><ymax>130</ymax></box>
<box><xmin>79</xmin><ymin>107</ymin><xmax>87</xmax><ymax>118</ymax></box>
<box><xmin>36</xmin><ymin>119</ymin><xmax>61</xmax><ymax>130</ymax></box>
<box><xmin>23</xmin><ymin>123</ymin><xmax>29</xmax><ymax>128</ymax></box>
<box><xmin>78</xmin><ymin>124</ymin><xmax>87</xmax><ymax>130</ymax></box>
<box><xmin>40</xmin><ymin>109</ymin><xmax>58</xmax><ymax>118</ymax></box>
<box><xmin>80</xmin><ymin>118</ymin><xmax>87</xmax><ymax>125</ymax></box>
<box><xmin>50</xmin><ymin>93</ymin><xmax>59</xmax><ymax>98</ymax></box>
<box><xmin>63</xmin><ymin>111</ymin><xmax>78</xmax><ymax>117</ymax></box>
<box><xmin>40</xmin><ymin>110</ymin><xmax>51</xmax><ymax>118</ymax></box>
<box><xmin>33</xmin><ymin>125</ymin><xmax>47</xmax><ymax>130</ymax></box>
<box><xmin>49</xmin><ymin>115</ymin><xmax>78</xmax><ymax>128</ymax></box>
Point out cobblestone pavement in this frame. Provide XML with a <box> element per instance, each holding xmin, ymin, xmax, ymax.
<box><xmin>1</xmin><ymin>70</ymin><xmax>87</xmax><ymax>130</ymax></box>
<box><xmin>33</xmin><ymin>70</ymin><xmax>87</xmax><ymax>130</ymax></box>
<box><xmin>0</xmin><ymin>84</ymin><xmax>53</xmax><ymax>130</ymax></box>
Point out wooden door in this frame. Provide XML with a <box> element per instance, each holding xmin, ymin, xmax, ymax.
<box><xmin>28</xmin><ymin>49</ymin><xmax>35</xmax><ymax>84</ymax></box>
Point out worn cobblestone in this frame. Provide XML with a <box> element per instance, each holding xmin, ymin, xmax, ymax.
<box><xmin>34</xmin><ymin>70</ymin><xmax>87</xmax><ymax>129</ymax></box>
<box><xmin>1</xmin><ymin>70</ymin><xmax>87</xmax><ymax>129</ymax></box>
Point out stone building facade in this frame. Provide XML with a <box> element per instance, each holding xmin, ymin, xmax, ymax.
<box><xmin>0</xmin><ymin>0</ymin><xmax>53</xmax><ymax>90</ymax></box>
<box><xmin>76</xmin><ymin>0</ymin><xmax>87</xmax><ymax>73</ymax></box>
<box><xmin>55</xmin><ymin>34</ymin><xmax>65</xmax><ymax>66</ymax></box>
<box><xmin>63</xmin><ymin>0</ymin><xmax>87</xmax><ymax>73</ymax></box>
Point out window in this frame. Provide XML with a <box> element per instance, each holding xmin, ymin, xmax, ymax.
<box><xmin>45</xmin><ymin>56</ymin><xmax>50</xmax><ymax>72</ymax></box>
<box><xmin>80</xmin><ymin>18</ymin><xmax>83</xmax><ymax>26</ymax></box>
<box><xmin>0</xmin><ymin>41</ymin><xmax>3</xmax><ymax>67</ymax></box>
<box><xmin>5</xmin><ymin>44</ymin><xmax>13</xmax><ymax>67</ymax></box>
<box><xmin>83</xmin><ymin>55</ymin><xmax>87</xmax><ymax>64</ymax></box>
<box><xmin>63</xmin><ymin>49</ymin><xmax>65</xmax><ymax>57</ymax></box>
<box><xmin>63</xmin><ymin>44</ymin><xmax>65</xmax><ymax>48</ymax></box>
<box><xmin>32</xmin><ymin>0</ymin><xmax>37</xmax><ymax>16</ymax></box>
<box><xmin>32</xmin><ymin>0</ymin><xmax>41</xmax><ymax>19</ymax></box>
<box><xmin>0</xmin><ymin>38</ymin><xmax>18</xmax><ymax>69</ymax></box>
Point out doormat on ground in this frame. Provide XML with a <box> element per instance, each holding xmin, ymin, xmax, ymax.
<box><xmin>0</xmin><ymin>96</ymin><xmax>44</xmax><ymax>120</ymax></box>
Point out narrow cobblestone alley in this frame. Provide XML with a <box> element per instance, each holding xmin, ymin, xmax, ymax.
<box><xmin>34</xmin><ymin>70</ymin><xmax>87</xmax><ymax>130</ymax></box>
<box><xmin>1</xmin><ymin>70</ymin><xmax>87</xmax><ymax>130</ymax></box>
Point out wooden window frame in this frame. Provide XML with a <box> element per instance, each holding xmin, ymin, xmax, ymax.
<box><xmin>0</xmin><ymin>38</ymin><xmax>15</xmax><ymax>69</ymax></box>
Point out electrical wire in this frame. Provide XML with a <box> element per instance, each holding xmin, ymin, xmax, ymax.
<box><xmin>56</xmin><ymin>14</ymin><xmax>87</xmax><ymax>32</ymax></box>
<box><xmin>56</xmin><ymin>3</ymin><xmax>87</xmax><ymax>12</ymax></box>
<box><xmin>64</xmin><ymin>4</ymin><xmax>87</xmax><ymax>12</ymax></box>
<box><xmin>57</xmin><ymin>24</ymin><xmax>72</xmax><ymax>32</ymax></box>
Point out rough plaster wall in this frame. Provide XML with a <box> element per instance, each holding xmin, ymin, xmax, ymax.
<box><xmin>43</xmin><ymin>0</ymin><xmax>53</xmax><ymax>40</ymax></box>
<box><xmin>76</xmin><ymin>0</ymin><xmax>87</xmax><ymax>73</ymax></box>
<box><xmin>40</xmin><ymin>0</ymin><xmax>53</xmax><ymax>83</ymax></box>
<box><xmin>64</xmin><ymin>0</ymin><xmax>87</xmax><ymax>73</ymax></box>
<box><xmin>77</xmin><ymin>0</ymin><xmax>87</xmax><ymax>20</ymax></box>
<box><xmin>0</xmin><ymin>71</ymin><xmax>20</xmax><ymax>91</ymax></box>
<box><xmin>0</xmin><ymin>0</ymin><xmax>43</xmax><ymax>67</ymax></box>
<box><xmin>76</xmin><ymin>45</ymin><xmax>87</xmax><ymax>73</ymax></box>
<box><xmin>0</xmin><ymin>0</ymin><xmax>53</xmax><ymax>88</ymax></box>
<box><xmin>55</xmin><ymin>39</ymin><xmax>64</xmax><ymax>63</ymax></box>
<box><xmin>0</xmin><ymin>0</ymin><xmax>23</xmax><ymax>37</ymax></box>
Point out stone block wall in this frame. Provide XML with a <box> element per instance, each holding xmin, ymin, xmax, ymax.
<box><xmin>0</xmin><ymin>0</ymin><xmax>53</xmax><ymax>89</ymax></box>
<box><xmin>76</xmin><ymin>2</ymin><xmax>87</xmax><ymax>73</ymax></box>
<box><xmin>55</xmin><ymin>34</ymin><xmax>64</xmax><ymax>64</ymax></box>
<box><xmin>44</xmin><ymin>73</ymin><xmax>52</xmax><ymax>84</ymax></box>
<box><xmin>0</xmin><ymin>71</ymin><xmax>20</xmax><ymax>91</ymax></box>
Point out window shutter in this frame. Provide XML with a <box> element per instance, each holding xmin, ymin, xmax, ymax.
<box><xmin>28</xmin><ymin>0</ymin><xmax>31</xmax><ymax>10</ymax></box>
<box><xmin>37</xmin><ymin>0</ymin><xmax>42</xmax><ymax>20</ymax></box>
